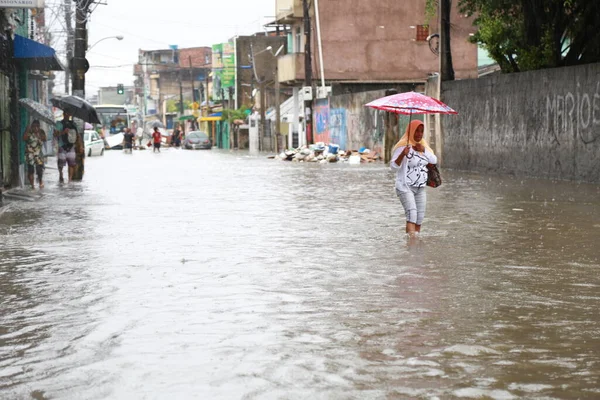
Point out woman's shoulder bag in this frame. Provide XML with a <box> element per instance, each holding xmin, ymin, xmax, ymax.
<box><xmin>426</xmin><ymin>163</ymin><xmax>442</xmax><ymax>188</ymax></box>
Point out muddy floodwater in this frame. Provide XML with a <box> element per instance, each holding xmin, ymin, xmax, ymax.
<box><xmin>1</xmin><ymin>149</ymin><xmax>599</xmax><ymax>399</ymax></box>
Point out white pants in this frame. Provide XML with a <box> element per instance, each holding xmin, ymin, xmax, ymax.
<box><xmin>397</xmin><ymin>186</ymin><xmax>427</xmax><ymax>225</ymax></box>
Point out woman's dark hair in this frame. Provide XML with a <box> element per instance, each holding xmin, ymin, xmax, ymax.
<box><xmin>32</xmin><ymin>119</ymin><xmax>40</xmax><ymax>126</ymax></box>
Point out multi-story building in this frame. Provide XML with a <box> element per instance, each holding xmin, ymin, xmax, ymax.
<box><xmin>276</xmin><ymin>0</ymin><xmax>477</xmax><ymax>86</ymax></box>
<box><xmin>134</xmin><ymin>46</ymin><xmax>212</xmax><ymax>126</ymax></box>
<box><xmin>1</xmin><ymin>6</ymin><xmax>62</xmax><ymax>189</ymax></box>
<box><xmin>273</xmin><ymin>0</ymin><xmax>478</xmax><ymax>150</ymax></box>
<box><xmin>97</xmin><ymin>86</ymin><xmax>135</xmax><ymax>106</ymax></box>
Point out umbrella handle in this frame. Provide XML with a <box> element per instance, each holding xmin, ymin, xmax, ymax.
<box><xmin>408</xmin><ymin>109</ymin><xmax>413</xmax><ymax>145</ymax></box>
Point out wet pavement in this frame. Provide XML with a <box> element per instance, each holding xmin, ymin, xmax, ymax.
<box><xmin>1</xmin><ymin>148</ymin><xmax>599</xmax><ymax>399</ymax></box>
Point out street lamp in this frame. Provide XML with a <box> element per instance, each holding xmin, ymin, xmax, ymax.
<box><xmin>88</xmin><ymin>35</ymin><xmax>124</xmax><ymax>51</ymax></box>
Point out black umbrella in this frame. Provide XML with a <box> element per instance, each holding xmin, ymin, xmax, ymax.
<box><xmin>51</xmin><ymin>95</ymin><xmax>101</xmax><ymax>124</ymax></box>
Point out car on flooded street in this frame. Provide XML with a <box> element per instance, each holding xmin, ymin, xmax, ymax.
<box><xmin>84</xmin><ymin>130</ymin><xmax>105</xmax><ymax>156</ymax></box>
<box><xmin>183</xmin><ymin>131</ymin><xmax>212</xmax><ymax>150</ymax></box>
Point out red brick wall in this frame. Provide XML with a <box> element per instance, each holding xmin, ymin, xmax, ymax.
<box><xmin>179</xmin><ymin>47</ymin><xmax>212</xmax><ymax>68</ymax></box>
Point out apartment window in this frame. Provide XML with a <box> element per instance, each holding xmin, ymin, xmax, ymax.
<box><xmin>416</xmin><ymin>24</ymin><xmax>429</xmax><ymax>41</ymax></box>
<box><xmin>287</xmin><ymin>33</ymin><xmax>293</xmax><ymax>54</ymax></box>
<box><xmin>295</xmin><ymin>27</ymin><xmax>302</xmax><ymax>53</ymax></box>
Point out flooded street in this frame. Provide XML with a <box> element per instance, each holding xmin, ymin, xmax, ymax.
<box><xmin>1</xmin><ymin>149</ymin><xmax>599</xmax><ymax>399</ymax></box>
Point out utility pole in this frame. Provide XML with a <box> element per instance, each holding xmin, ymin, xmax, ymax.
<box><xmin>440</xmin><ymin>0</ymin><xmax>455</xmax><ymax>81</ymax></box>
<box><xmin>229</xmin><ymin>86</ymin><xmax>236</xmax><ymax>149</ymax></box>
<box><xmin>71</xmin><ymin>0</ymin><xmax>92</xmax><ymax>181</ymax></box>
<box><xmin>178</xmin><ymin>69</ymin><xmax>184</xmax><ymax>116</ymax></box>
<box><xmin>274</xmin><ymin>63</ymin><xmax>281</xmax><ymax>153</ymax></box>
<box><xmin>220</xmin><ymin>87</ymin><xmax>225</xmax><ymax>145</ymax></box>
<box><xmin>189</xmin><ymin>56</ymin><xmax>196</xmax><ymax>129</ymax></box>
<box><xmin>63</xmin><ymin>0</ymin><xmax>74</xmax><ymax>94</ymax></box>
<box><xmin>205</xmin><ymin>69</ymin><xmax>210</xmax><ymax>105</ymax></box>
<box><xmin>72</xmin><ymin>0</ymin><xmax>90</xmax><ymax>98</ymax></box>
<box><xmin>259</xmin><ymin>80</ymin><xmax>266</xmax><ymax>152</ymax></box>
<box><xmin>383</xmin><ymin>88</ymin><xmax>399</xmax><ymax>164</ymax></box>
<box><xmin>303</xmin><ymin>0</ymin><xmax>313</xmax><ymax>145</ymax></box>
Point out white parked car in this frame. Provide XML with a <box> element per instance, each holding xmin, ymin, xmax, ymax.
<box><xmin>84</xmin><ymin>130</ymin><xmax>105</xmax><ymax>157</ymax></box>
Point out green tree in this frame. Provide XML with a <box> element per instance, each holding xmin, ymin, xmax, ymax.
<box><xmin>459</xmin><ymin>0</ymin><xmax>600</xmax><ymax>72</ymax></box>
<box><xmin>166</xmin><ymin>99</ymin><xmax>193</xmax><ymax>113</ymax></box>
<box><xmin>221</xmin><ymin>107</ymin><xmax>249</xmax><ymax>123</ymax></box>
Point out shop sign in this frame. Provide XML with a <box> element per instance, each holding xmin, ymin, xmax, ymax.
<box><xmin>0</xmin><ymin>0</ymin><xmax>44</xmax><ymax>8</ymax></box>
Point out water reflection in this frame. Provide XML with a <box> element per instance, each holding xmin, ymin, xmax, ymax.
<box><xmin>0</xmin><ymin>150</ymin><xmax>598</xmax><ymax>399</ymax></box>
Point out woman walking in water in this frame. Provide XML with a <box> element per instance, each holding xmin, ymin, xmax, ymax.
<box><xmin>390</xmin><ymin>120</ymin><xmax>438</xmax><ymax>237</ymax></box>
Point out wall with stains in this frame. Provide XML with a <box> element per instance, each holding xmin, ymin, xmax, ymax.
<box><xmin>442</xmin><ymin>63</ymin><xmax>600</xmax><ymax>182</ymax></box>
<box><xmin>315</xmin><ymin>89</ymin><xmax>424</xmax><ymax>153</ymax></box>
<box><xmin>313</xmin><ymin>91</ymin><xmax>386</xmax><ymax>152</ymax></box>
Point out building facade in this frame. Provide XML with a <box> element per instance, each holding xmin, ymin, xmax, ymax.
<box><xmin>273</xmin><ymin>0</ymin><xmax>478</xmax><ymax>149</ymax></box>
<box><xmin>134</xmin><ymin>46</ymin><xmax>212</xmax><ymax>126</ymax></box>
<box><xmin>0</xmin><ymin>6</ymin><xmax>62</xmax><ymax>190</ymax></box>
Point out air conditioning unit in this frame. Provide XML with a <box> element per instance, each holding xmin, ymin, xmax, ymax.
<box><xmin>301</xmin><ymin>86</ymin><xmax>313</xmax><ymax>101</ymax></box>
<box><xmin>316</xmin><ymin>86</ymin><xmax>332</xmax><ymax>99</ymax></box>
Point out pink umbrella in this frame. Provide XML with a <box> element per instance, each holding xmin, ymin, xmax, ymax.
<box><xmin>365</xmin><ymin>91</ymin><xmax>457</xmax><ymax>115</ymax></box>
<box><xmin>365</xmin><ymin>91</ymin><xmax>457</xmax><ymax>144</ymax></box>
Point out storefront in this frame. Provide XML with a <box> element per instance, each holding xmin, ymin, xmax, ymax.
<box><xmin>0</xmin><ymin>13</ymin><xmax>14</xmax><ymax>189</ymax></box>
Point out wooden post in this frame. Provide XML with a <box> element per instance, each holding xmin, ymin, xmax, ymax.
<box><xmin>212</xmin><ymin>121</ymin><xmax>215</xmax><ymax>145</ymax></box>
<box><xmin>274</xmin><ymin>63</ymin><xmax>281</xmax><ymax>153</ymax></box>
<box><xmin>383</xmin><ymin>88</ymin><xmax>399</xmax><ymax>164</ymax></box>
<box><xmin>259</xmin><ymin>81</ymin><xmax>266</xmax><ymax>151</ymax></box>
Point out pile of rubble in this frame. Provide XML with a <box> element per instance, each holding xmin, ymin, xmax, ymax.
<box><xmin>275</xmin><ymin>143</ymin><xmax>381</xmax><ymax>164</ymax></box>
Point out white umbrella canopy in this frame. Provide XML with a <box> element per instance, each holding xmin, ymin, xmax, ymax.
<box><xmin>18</xmin><ymin>98</ymin><xmax>55</xmax><ymax>125</ymax></box>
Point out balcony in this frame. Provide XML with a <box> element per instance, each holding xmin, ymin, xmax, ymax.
<box><xmin>276</xmin><ymin>0</ymin><xmax>303</xmax><ymax>24</ymax></box>
<box><xmin>278</xmin><ymin>53</ymin><xmax>305</xmax><ymax>84</ymax></box>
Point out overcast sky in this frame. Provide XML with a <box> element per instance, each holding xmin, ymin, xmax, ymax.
<box><xmin>83</xmin><ymin>0</ymin><xmax>276</xmax><ymax>94</ymax></box>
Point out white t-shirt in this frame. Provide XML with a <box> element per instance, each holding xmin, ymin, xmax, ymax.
<box><xmin>390</xmin><ymin>146</ymin><xmax>438</xmax><ymax>193</ymax></box>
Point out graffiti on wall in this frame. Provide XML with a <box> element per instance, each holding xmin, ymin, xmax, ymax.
<box><xmin>329</xmin><ymin>108</ymin><xmax>347</xmax><ymax>149</ymax></box>
<box><xmin>546</xmin><ymin>82</ymin><xmax>600</xmax><ymax>145</ymax></box>
<box><xmin>314</xmin><ymin>98</ymin><xmax>330</xmax><ymax>143</ymax></box>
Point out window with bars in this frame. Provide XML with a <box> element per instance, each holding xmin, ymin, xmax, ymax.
<box><xmin>416</xmin><ymin>25</ymin><xmax>429</xmax><ymax>41</ymax></box>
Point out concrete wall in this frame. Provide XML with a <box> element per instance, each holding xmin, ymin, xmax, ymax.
<box><xmin>313</xmin><ymin>84</ymin><xmax>423</xmax><ymax>152</ymax></box>
<box><xmin>442</xmin><ymin>62</ymin><xmax>600</xmax><ymax>182</ymax></box>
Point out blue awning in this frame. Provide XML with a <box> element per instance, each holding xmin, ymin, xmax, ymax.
<box><xmin>13</xmin><ymin>35</ymin><xmax>64</xmax><ymax>71</ymax></box>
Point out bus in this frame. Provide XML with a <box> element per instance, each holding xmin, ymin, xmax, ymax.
<box><xmin>94</xmin><ymin>104</ymin><xmax>130</xmax><ymax>134</ymax></box>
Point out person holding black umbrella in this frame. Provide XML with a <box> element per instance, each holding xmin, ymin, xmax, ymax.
<box><xmin>56</xmin><ymin>112</ymin><xmax>79</xmax><ymax>183</ymax></box>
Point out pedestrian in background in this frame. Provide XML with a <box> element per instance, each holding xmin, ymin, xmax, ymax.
<box><xmin>390</xmin><ymin>120</ymin><xmax>437</xmax><ymax>237</ymax></box>
<box><xmin>171</xmin><ymin>124</ymin><xmax>182</xmax><ymax>148</ymax></box>
<box><xmin>123</xmin><ymin>128</ymin><xmax>135</xmax><ymax>154</ymax></box>
<box><xmin>23</xmin><ymin>120</ymin><xmax>47</xmax><ymax>190</ymax></box>
<box><xmin>56</xmin><ymin>112</ymin><xmax>78</xmax><ymax>184</ymax></box>
<box><xmin>152</xmin><ymin>126</ymin><xmax>162</xmax><ymax>153</ymax></box>
<box><xmin>136</xmin><ymin>127</ymin><xmax>144</xmax><ymax>147</ymax></box>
